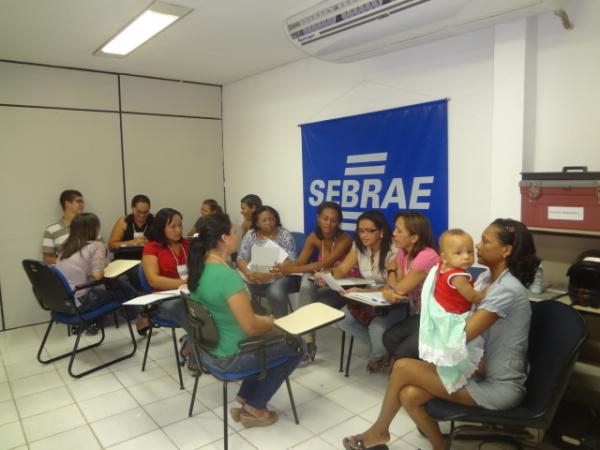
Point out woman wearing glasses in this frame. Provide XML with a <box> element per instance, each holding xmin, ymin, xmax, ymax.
<box><xmin>108</xmin><ymin>194</ymin><xmax>153</xmax><ymax>250</ymax></box>
<box><xmin>318</xmin><ymin>210</ymin><xmax>401</xmax><ymax>372</ymax></box>
<box><xmin>237</xmin><ymin>205</ymin><xmax>297</xmax><ymax>318</ymax></box>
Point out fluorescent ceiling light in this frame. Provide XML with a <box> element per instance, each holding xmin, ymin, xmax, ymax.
<box><xmin>95</xmin><ymin>2</ymin><xmax>192</xmax><ymax>57</ymax></box>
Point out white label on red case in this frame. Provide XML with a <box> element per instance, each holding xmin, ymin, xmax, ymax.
<box><xmin>547</xmin><ymin>206</ymin><xmax>584</xmax><ymax>221</ymax></box>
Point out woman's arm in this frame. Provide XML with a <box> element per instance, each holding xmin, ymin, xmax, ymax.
<box><xmin>465</xmin><ymin>309</ymin><xmax>499</xmax><ymax>342</ymax></box>
<box><xmin>90</xmin><ymin>241</ymin><xmax>108</xmax><ymax>280</ymax></box>
<box><xmin>330</xmin><ymin>248</ymin><xmax>358</xmax><ymax>279</ymax></box>
<box><xmin>108</xmin><ymin>217</ymin><xmax>147</xmax><ymax>250</ymax></box>
<box><xmin>281</xmin><ymin>233</ymin><xmax>353</xmax><ymax>275</ymax></box>
<box><xmin>142</xmin><ymin>254</ymin><xmax>187</xmax><ymax>290</ymax></box>
<box><xmin>383</xmin><ymin>268</ymin><xmax>428</xmax><ymax>303</ymax></box>
<box><xmin>228</xmin><ymin>290</ymin><xmax>275</xmax><ymax>336</ymax></box>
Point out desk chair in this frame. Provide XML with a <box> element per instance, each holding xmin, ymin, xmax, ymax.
<box><xmin>183</xmin><ymin>294</ymin><xmax>299</xmax><ymax>450</ymax></box>
<box><xmin>22</xmin><ymin>260</ymin><xmax>137</xmax><ymax>378</ymax></box>
<box><xmin>138</xmin><ymin>265</ymin><xmax>184</xmax><ymax>389</ymax></box>
<box><xmin>424</xmin><ymin>300</ymin><xmax>588</xmax><ymax>450</ymax></box>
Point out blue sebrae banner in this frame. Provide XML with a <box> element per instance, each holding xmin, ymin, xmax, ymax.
<box><xmin>301</xmin><ymin>99</ymin><xmax>448</xmax><ymax>239</ymax></box>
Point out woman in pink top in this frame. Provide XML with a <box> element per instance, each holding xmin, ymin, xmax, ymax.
<box><xmin>382</xmin><ymin>211</ymin><xmax>440</xmax><ymax>360</ymax></box>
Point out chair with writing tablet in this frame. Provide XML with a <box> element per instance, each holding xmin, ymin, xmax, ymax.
<box><xmin>22</xmin><ymin>259</ymin><xmax>137</xmax><ymax>378</ymax></box>
<box><xmin>183</xmin><ymin>294</ymin><xmax>300</xmax><ymax>450</ymax></box>
<box><xmin>138</xmin><ymin>265</ymin><xmax>185</xmax><ymax>389</ymax></box>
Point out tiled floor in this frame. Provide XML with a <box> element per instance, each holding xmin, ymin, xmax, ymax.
<box><xmin>0</xmin><ymin>321</ymin><xmax>525</xmax><ymax>449</ymax></box>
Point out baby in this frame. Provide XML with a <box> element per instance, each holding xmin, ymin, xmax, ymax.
<box><xmin>419</xmin><ymin>229</ymin><xmax>486</xmax><ymax>393</ymax></box>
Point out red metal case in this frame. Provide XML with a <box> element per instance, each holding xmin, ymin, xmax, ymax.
<box><xmin>520</xmin><ymin>166</ymin><xmax>600</xmax><ymax>232</ymax></box>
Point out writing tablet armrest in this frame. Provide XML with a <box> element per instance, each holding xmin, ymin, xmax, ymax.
<box><xmin>237</xmin><ymin>330</ymin><xmax>286</xmax><ymax>352</ymax></box>
<box><xmin>73</xmin><ymin>279</ymin><xmax>106</xmax><ymax>292</ymax></box>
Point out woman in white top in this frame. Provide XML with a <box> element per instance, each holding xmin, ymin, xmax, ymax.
<box><xmin>321</xmin><ymin>210</ymin><xmax>400</xmax><ymax>372</ymax></box>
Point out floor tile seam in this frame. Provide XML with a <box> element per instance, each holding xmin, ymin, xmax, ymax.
<box><xmin>25</xmin><ymin>422</ymin><xmax>100</xmax><ymax>449</ymax></box>
<box><xmin>279</xmin><ymin>406</ymin><xmax>353</xmax><ymax>438</ymax></box>
<box><xmin>0</xmin><ymin>377</ymin><xmax>28</xmax><ymax>449</ymax></box>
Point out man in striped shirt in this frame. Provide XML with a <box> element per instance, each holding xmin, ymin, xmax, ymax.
<box><xmin>42</xmin><ymin>189</ymin><xmax>85</xmax><ymax>264</ymax></box>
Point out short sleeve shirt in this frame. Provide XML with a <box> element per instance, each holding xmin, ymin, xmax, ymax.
<box><xmin>396</xmin><ymin>247</ymin><xmax>440</xmax><ymax>312</ymax></box>
<box><xmin>143</xmin><ymin>240</ymin><xmax>190</xmax><ymax>284</ymax></box>
<box><xmin>55</xmin><ymin>241</ymin><xmax>107</xmax><ymax>298</ymax></box>
<box><xmin>189</xmin><ymin>263</ymin><xmax>248</xmax><ymax>357</ymax></box>
<box><xmin>42</xmin><ymin>219</ymin><xmax>69</xmax><ymax>257</ymax></box>
<box><xmin>237</xmin><ymin>227</ymin><xmax>297</xmax><ymax>262</ymax></box>
<box><xmin>354</xmin><ymin>242</ymin><xmax>397</xmax><ymax>285</ymax></box>
<box><xmin>465</xmin><ymin>269</ymin><xmax>531</xmax><ymax>410</ymax></box>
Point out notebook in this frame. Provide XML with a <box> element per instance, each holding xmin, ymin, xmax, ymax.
<box><xmin>123</xmin><ymin>286</ymin><xmax>190</xmax><ymax>306</ymax></box>
<box><xmin>104</xmin><ymin>259</ymin><xmax>140</xmax><ymax>278</ymax></box>
<box><xmin>343</xmin><ymin>291</ymin><xmax>391</xmax><ymax>307</ymax></box>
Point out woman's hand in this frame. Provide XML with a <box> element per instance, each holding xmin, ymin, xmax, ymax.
<box><xmin>273</xmin><ymin>262</ymin><xmax>292</xmax><ymax>276</ymax></box>
<box><xmin>313</xmin><ymin>272</ymin><xmax>328</xmax><ymax>288</ymax></box>
<box><xmin>132</xmin><ymin>236</ymin><xmax>148</xmax><ymax>246</ymax></box>
<box><xmin>383</xmin><ymin>286</ymin><xmax>406</xmax><ymax>303</ymax></box>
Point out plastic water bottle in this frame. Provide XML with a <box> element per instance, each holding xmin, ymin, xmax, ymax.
<box><xmin>531</xmin><ymin>265</ymin><xmax>544</xmax><ymax>294</ymax></box>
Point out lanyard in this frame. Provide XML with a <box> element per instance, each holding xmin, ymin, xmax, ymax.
<box><xmin>169</xmin><ymin>243</ymin><xmax>187</xmax><ymax>266</ymax></box>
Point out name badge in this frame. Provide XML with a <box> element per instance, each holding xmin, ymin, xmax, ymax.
<box><xmin>133</xmin><ymin>230</ymin><xmax>145</xmax><ymax>238</ymax></box>
<box><xmin>177</xmin><ymin>264</ymin><xmax>188</xmax><ymax>280</ymax></box>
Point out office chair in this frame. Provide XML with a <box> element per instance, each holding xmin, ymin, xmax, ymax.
<box><xmin>424</xmin><ymin>300</ymin><xmax>589</xmax><ymax>449</ymax></box>
<box><xmin>183</xmin><ymin>294</ymin><xmax>300</xmax><ymax>450</ymax></box>
<box><xmin>138</xmin><ymin>265</ymin><xmax>185</xmax><ymax>389</ymax></box>
<box><xmin>22</xmin><ymin>259</ymin><xmax>137</xmax><ymax>378</ymax></box>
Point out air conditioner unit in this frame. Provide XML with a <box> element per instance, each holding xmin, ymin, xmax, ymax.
<box><xmin>285</xmin><ymin>0</ymin><xmax>572</xmax><ymax>62</ymax></box>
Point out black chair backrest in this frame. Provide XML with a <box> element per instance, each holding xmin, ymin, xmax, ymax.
<box><xmin>183</xmin><ymin>294</ymin><xmax>219</xmax><ymax>353</ymax></box>
<box><xmin>524</xmin><ymin>300</ymin><xmax>588</xmax><ymax>426</ymax></box>
<box><xmin>22</xmin><ymin>259</ymin><xmax>76</xmax><ymax>314</ymax></box>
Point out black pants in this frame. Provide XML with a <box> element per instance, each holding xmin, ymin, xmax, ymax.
<box><xmin>382</xmin><ymin>314</ymin><xmax>420</xmax><ymax>359</ymax></box>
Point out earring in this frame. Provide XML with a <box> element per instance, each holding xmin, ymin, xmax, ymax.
<box><xmin>380</xmin><ymin>233</ymin><xmax>383</xmax><ymax>238</ymax></box>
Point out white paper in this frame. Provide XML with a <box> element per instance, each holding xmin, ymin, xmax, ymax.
<box><xmin>547</xmin><ymin>206</ymin><xmax>584</xmax><ymax>221</ymax></box>
<box><xmin>124</xmin><ymin>286</ymin><xmax>189</xmax><ymax>306</ymax></box>
<box><xmin>318</xmin><ymin>272</ymin><xmax>344</xmax><ymax>292</ymax></box>
<box><xmin>344</xmin><ymin>291</ymin><xmax>390</xmax><ymax>307</ymax></box>
<box><xmin>249</xmin><ymin>239</ymin><xmax>289</xmax><ymax>271</ymax></box>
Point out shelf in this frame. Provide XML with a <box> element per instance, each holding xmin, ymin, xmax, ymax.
<box><xmin>529</xmin><ymin>227</ymin><xmax>600</xmax><ymax>238</ymax></box>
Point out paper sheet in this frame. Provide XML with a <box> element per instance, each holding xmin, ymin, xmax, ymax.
<box><xmin>123</xmin><ymin>286</ymin><xmax>190</xmax><ymax>306</ymax></box>
<box><xmin>344</xmin><ymin>291</ymin><xmax>391</xmax><ymax>307</ymax></box>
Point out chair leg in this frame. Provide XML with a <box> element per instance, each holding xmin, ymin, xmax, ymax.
<box><xmin>339</xmin><ymin>331</ymin><xmax>346</xmax><ymax>372</ymax></box>
<box><xmin>113</xmin><ymin>311</ymin><xmax>119</xmax><ymax>328</ymax></box>
<box><xmin>171</xmin><ymin>328</ymin><xmax>184</xmax><ymax>389</ymax></box>
<box><xmin>345</xmin><ymin>336</ymin><xmax>354</xmax><ymax>377</ymax></box>
<box><xmin>189</xmin><ymin>372</ymin><xmax>200</xmax><ymax>417</ymax></box>
<box><xmin>38</xmin><ymin>320</ymin><xmax>106</xmax><ymax>365</ymax></box>
<box><xmin>223</xmin><ymin>381</ymin><xmax>229</xmax><ymax>450</ymax></box>
<box><xmin>285</xmin><ymin>376</ymin><xmax>299</xmax><ymax>424</ymax></box>
<box><xmin>68</xmin><ymin>310</ymin><xmax>137</xmax><ymax>378</ymax></box>
<box><xmin>142</xmin><ymin>327</ymin><xmax>153</xmax><ymax>371</ymax></box>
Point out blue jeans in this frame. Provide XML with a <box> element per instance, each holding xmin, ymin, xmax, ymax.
<box><xmin>298</xmin><ymin>274</ymin><xmax>347</xmax><ymax>309</ymax></box>
<box><xmin>78</xmin><ymin>276</ymin><xmax>138</xmax><ymax>312</ymax></box>
<box><xmin>337</xmin><ymin>304</ymin><xmax>409</xmax><ymax>360</ymax></box>
<box><xmin>199</xmin><ymin>339</ymin><xmax>305</xmax><ymax>409</ymax></box>
<box><xmin>247</xmin><ymin>276</ymin><xmax>299</xmax><ymax>318</ymax></box>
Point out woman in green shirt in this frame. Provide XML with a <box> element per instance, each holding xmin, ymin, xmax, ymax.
<box><xmin>187</xmin><ymin>213</ymin><xmax>305</xmax><ymax>428</ymax></box>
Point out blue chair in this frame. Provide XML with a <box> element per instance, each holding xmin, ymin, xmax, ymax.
<box><xmin>290</xmin><ymin>231</ymin><xmax>307</xmax><ymax>256</ymax></box>
<box><xmin>22</xmin><ymin>259</ymin><xmax>137</xmax><ymax>378</ymax></box>
<box><xmin>183</xmin><ymin>294</ymin><xmax>299</xmax><ymax>450</ymax></box>
<box><xmin>425</xmin><ymin>300</ymin><xmax>589</xmax><ymax>449</ymax></box>
<box><xmin>138</xmin><ymin>265</ymin><xmax>185</xmax><ymax>389</ymax></box>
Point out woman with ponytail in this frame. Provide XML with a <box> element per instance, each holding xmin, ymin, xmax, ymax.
<box><xmin>187</xmin><ymin>213</ymin><xmax>305</xmax><ymax>428</ymax></box>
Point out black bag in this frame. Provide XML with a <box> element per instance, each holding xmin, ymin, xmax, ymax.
<box><xmin>567</xmin><ymin>250</ymin><xmax>600</xmax><ymax>308</ymax></box>
<box><xmin>548</xmin><ymin>400</ymin><xmax>600</xmax><ymax>450</ymax></box>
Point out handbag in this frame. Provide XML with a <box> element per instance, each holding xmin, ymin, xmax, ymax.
<box><xmin>347</xmin><ymin>302</ymin><xmax>377</xmax><ymax>325</ymax></box>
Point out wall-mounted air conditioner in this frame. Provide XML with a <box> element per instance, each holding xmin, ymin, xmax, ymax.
<box><xmin>285</xmin><ymin>0</ymin><xmax>573</xmax><ymax>62</ymax></box>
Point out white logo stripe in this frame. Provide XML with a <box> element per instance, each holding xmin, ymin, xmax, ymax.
<box><xmin>344</xmin><ymin>165</ymin><xmax>385</xmax><ymax>176</ymax></box>
<box><xmin>341</xmin><ymin>222</ymin><xmax>356</xmax><ymax>232</ymax></box>
<box><xmin>342</xmin><ymin>211</ymin><xmax>361</xmax><ymax>220</ymax></box>
<box><xmin>346</xmin><ymin>152</ymin><xmax>387</xmax><ymax>164</ymax></box>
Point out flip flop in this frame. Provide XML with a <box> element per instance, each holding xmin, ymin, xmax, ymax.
<box><xmin>342</xmin><ymin>436</ymin><xmax>389</xmax><ymax>450</ymax></box>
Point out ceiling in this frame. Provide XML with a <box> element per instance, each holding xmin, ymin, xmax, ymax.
<box><xmin>0</xmin><ymin>0</ymin><xmax>320</xmax><ymax>85</ymax></box>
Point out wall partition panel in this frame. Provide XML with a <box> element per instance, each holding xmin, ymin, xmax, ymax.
<box><xmin>120</xmin><ymin>75</ymin><xmax>221</xmax><ymax>118</ymax></box>
<box><xmin>0</xmin><ymin>107</ymin><xmax>123</xmax><ymax>329</ymax></box>
<box><xmin>121</xmin><ymin>114</ymin><xmax>224</xmax><ymax>233</ymax></box>
<box><xmin>0</xmin><ymin>61</ymin><xmax>118</xmax><ymax>110</ymax></box>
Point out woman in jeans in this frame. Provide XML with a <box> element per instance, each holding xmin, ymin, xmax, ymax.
<box><xmin>187</xmin><ymin>213</ymin><xmax>304</xmax><ymax>427</ymax></box>
<box><xmin>56</xmin><ymin>213</ymin><xmax>137</xmax><ymax>313</ymax></box>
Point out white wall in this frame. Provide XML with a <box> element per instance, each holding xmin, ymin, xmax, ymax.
<box><xmin>222</xmin><ymin>0</ymin><xmax>600</xmax><ymax>285</ymax></box>
<box><xmin>223</xmin><ymin>28</ymin><xmax>495</xmax><ymax>238</ymax></box>
<box><xmin>0</xmin><ymin>62</ymin><xmax>223</xmax><ymax>329</ymax></box>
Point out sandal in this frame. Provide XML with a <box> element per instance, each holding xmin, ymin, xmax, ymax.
<box><xmin>239</xmin><ymin>409</ymin><xmax>278</xmax><ymax>428</ymax></box>
<box><xmin>342</xmin><ymin>436</ymin><xmax>389</xmax><ymax>450</ymax></box>
<box><xmin>136</xmin><ymin>315</ymin><xmax>150</xmax><ymax>336</ymax></box>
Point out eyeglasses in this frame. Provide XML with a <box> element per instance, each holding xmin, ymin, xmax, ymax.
<box><xmin>358</xmin><ymin>228</ymin><xmax>379</xmax><ymax>235</ymax></box>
